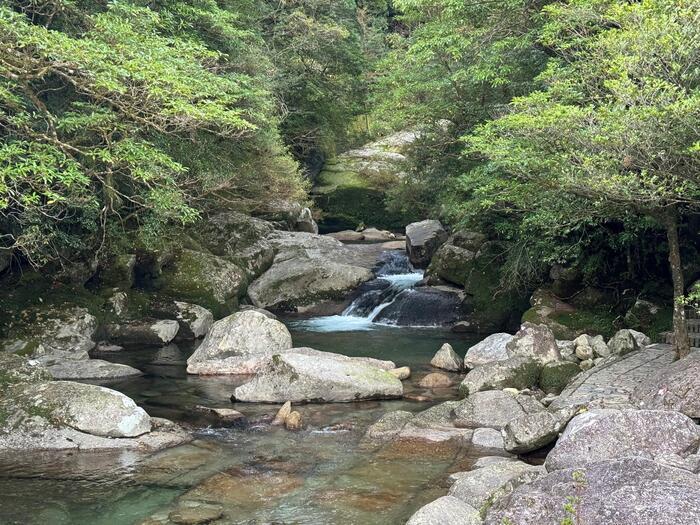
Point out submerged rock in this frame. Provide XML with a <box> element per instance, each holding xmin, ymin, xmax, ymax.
<box><xmin>419</xmin><ymin>372</ymin><xmax>454</xmax><ymax>389</ymax></box>
<box><xmin>232</xmin><ymin>348</ymin><xmax>402</xmax><ymax>403</ymax></box>
<box><xmin>545</xmin><ymin>409</ymin><xmax>700</xmax><ymax>472</ymax></box>
<box><xmin>405</xmin><ymin>220</ymin><xmax>448</xmax><ymax>268</ymax></box>
<box><xmin>186</xmin><ymin>310</ymin><xmax>293</xmax><ymax>375</ymax></box>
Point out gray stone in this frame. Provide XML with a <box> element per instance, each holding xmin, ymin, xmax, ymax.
<box><xmin>247</xmin><ymin>232</ymin><xmax>373</xmax><ymax>311</ymax></box>
<box><xmin>632</xmin><ymin>350</ymin><xmax>700</xmax><ymax>418</ymax></box>
<box><xmin>364</xmin><ymin>410</ymin><xmax>414</xmax><ymax>441</ymax></box>
<box><xmin>608</xmin><ymin>329</ymin><xmax>641</xmax><ymax>355</ymax></box>
<box><xmin>407</xmin><ymin>496</ymin><xmax>481</xmax><ymax>525</ymax></box>
<box><xmin>484</xmin><ymin>458</ymin><xmax>700</xmax><ymax>525</ymax></box>
<box><xmin>503</xmin><ymin>407</ymin><xmax>579</xmax><ymax>454</ymax></box>
<box><xmin>186</xmin><ymin>311</ymin><xmax>293</xmax><ymax>375</ymax></box>
<box><xmin>328</xmin><ymin>230</ymin><xmax>365</xmax><ymax>242</ymax></box>
<box><xmin>549</xmin><ymin>345</ymin><xmax>675</xmax><ymax>411</ymax></box>
<box><xmin>449</xmin><ymin>460</ymin><xmax>545</xmax><ymax>510</ymax></box>
<box><xmin>459</xmin><ymin>357</ymin><xmax>541</xmax><ymax>396</ymax></box>
<box><xmin>454</xmin><ymin>390</ymin><xmax>546</xmax><ymax>430</ymax></box>
<box><xmin>1</xmin><ymin>306</ymin><xmax>97</xmax><ymax>359</ymax></box>
<box><xmin>397</xmin><ymin>401</ymin><xmax>472</xmax><ymax>443</ymax></box>
<box><xmin>45</xmin><ymin>359</ymin><xmax>142</xmax><ymax>380</ymax></box>
<box><xmin>545</xmin><ymin>409</ymin><xmax>700</xmax><ymax>472</ymax></box>
<box><xmin>232</xmin><ymin>348</ymin><xmax>402</xmax><ymax>403</ymax></box>
<box><xmin>431</xmin><ymin>343</ymin><xmax>463</xmax><ymax>371</ymax></box>
<box><xmin>506</xmin><ymin>323</ymin><xmax>561</xmax><ymax>363</ymax></box>
<box><xmin>471</xmin><ymin>427</ymin><xmax>507</xmax><ymax>454</ymax></box>
<box><xmin>405</xmin><ymin>220</ymin><xmax>448</xmax><ymax>267</ymax></box>
<box><xmin>105</xmin><ymin>319</ymin><xmax>180</xmax><ymax>346</ymax></box>
<box><xmin>464</xmin><ymin>333</ymin><xmax>513</xmax><ymax>368</ymax></box>
<box><xmin>174</xmin><ymin>302</ymin><xmax>213</xmax><ymax>339</ymax></box>
<box><xmin>159</xmin><ymin>248</ymin><xmax>247</xmax><ymax>314</ymax></box>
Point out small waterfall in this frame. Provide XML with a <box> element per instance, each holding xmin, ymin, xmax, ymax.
<box><xmin>290</xmin><ymin>252</ymin><xmax>426</xmax><ymax>332</ymax></box>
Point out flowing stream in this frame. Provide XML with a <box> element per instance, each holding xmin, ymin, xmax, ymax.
<box><xmin>0</xmin><ymin>250</ymin><xmax>483</xmax><ymax>525</ymax></box>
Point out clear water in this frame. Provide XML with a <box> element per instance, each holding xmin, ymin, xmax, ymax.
<box><xmin>0</xmin><ymin>252</ymin><xmax>489</xmax><ymax>524</ymax></box>
<box><xmin>0</xmin><ymin>326</ymin><xmax>483</xmax><ymax>525</ymax></box>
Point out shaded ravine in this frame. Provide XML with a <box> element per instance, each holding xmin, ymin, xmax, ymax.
<box><xmin>0</xmin><ymin>249</ymin><xmax>482</xmax><ymax>525</ymax></box>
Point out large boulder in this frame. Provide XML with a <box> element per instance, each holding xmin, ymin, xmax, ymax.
<box><xmin>503</xmin><ymin>407</ymin><xmax>579</xmax><ymax>454</ymax></box>
<box><xmin>426</xmin><ymin>232</ymin><xmax>485</xmax><ymax>285</ymax></box>
<box><xmin>232</xmin><ymin>348</ymin><xmax>402</xmax><ymax>403</ymax></box>
<box><xmin>484</xmin><ymin>458</ymin><xmax>700</xmax><ymax>525</ymax></box>
<box><xmin>188</xmin><ymin>211</ymin><xmax>275</xmax><ymax>279</ymax></box>
<box><xmin>247</xmin><ymin>231</ymin><xmax>373</xmax><ymax>311</ymax></box>
<box><xmin>428</xmin><ymin>239</ymin><xmax>527</xmax><ymax>332</ymax></box>
<box><xmin>464</xmin><ymin>333</ymin><xmax>512</xmax><ymax>368</ymax></box>
<box><xmin>506</xmin><ymin>322</ymin><xmax>561</xmax><ymax>363</ymax></box>
<box><xmin>406</xmin><ymin>496</ymin><xmax>481</xmax><ymax>525</ymax></box>
<box><xmin>1</xmin><ymin>305</ymin><xmax>97</xmax><ymax>360</ymax></box>
<box><xmin>24</xmin><ymin>382</ymin><xmax>150</xmax><ymax>437</ymax></box>
<box><xmin>545</xmin><ymin>409</ymin><xmax>700</xmax><ymax>472</ymax></box>
<box><xmin>458</xmin><ymin>357</ymin><xmax>541</xmax><ymax>397</ymax></box>
<box><xmin>186</xmin><ymin>311</ymin><xmax>293</xmax><ymax>375</ymax></box>
<box><xmin>431</xmin><ymin>343</ymin><xmax>464</xmax><ymax>371</ymax></box>
<box><xmin>159</xmin><ymin>249</ymin><xmax>247</xmax><ymax>316</ymax></box>
<box><xmin>632</xmin><ymin>351</ymin><xmax>700</xmax><ymax>417</ymax></box>
<box><xmin>449</xmin><ymin>460</ymin><xmax>545</xmax><ymax>510</ymax></box>
<box><xmin>454</xmin><ymin>390</ymin><xmax>546</xmax><ymax>430</ymax></box>
<box><xmin>405</xmin><ymin>220</ymin><xmax>448</xmax><ymax>268</ymax></box>
<box><xmin>0</xmin><ymin>357</ymin><xmax>185</xmax><ymax>452</ymax></box>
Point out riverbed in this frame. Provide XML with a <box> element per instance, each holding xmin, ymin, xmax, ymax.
<box><xmin>0</xmin><ymin>322</ymin><xmax>484</xmax><ymax>525</ymax></box>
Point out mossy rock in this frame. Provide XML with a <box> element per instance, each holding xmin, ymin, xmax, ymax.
<box><xmin>539</xmin><ymin>361</ymin><xmax>581</xmax><ymax>395</ymax></box>
<box><xmin>157</xmin><ymin>249</ymin><xmax>247</xmax><ymax>318</ymax></box>
<box><xmin>314</xmin><ymin>186</ymin><xmax>406</xmax><ymax>232</ymax></box>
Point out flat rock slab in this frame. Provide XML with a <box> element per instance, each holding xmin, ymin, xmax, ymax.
<box><xmin>233</xmin><ymin>349</ymin><xmax>402</xmax><ymax>403</ymax></box>
<box><xmin>484</xmin><ymin>458</ymin><xmax>700</xmax><ymax>525</ymax></box>
<box><xmin>549</xmin><ymin>344</ymin><xmax>675</xmax><ymax>410</ymax></box>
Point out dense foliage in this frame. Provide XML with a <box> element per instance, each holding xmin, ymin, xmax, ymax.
<box><xmin>0</xmin><ymin>0</ymin><xmax>385</xmax><ymax>268</ymax></box>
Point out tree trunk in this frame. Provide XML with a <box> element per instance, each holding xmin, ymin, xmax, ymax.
<box><xmin>662</xmin><ymin>207</ymin><xmax>691</xmax><ymax>359</ymax></box>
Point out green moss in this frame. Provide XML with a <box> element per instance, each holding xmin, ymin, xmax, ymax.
<box><xmin>550</xmin><ymin>309</ymin><xmax>617</xmax><ymax>339</ymax></box>
<box><xmin>314</xmin><ymin>186</ymin><xmax>407</xmax><ymax>231</ymax></box>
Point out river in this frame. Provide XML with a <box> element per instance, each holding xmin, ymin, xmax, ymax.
<box><xmin>0</xmin><ymin>251</ymin><xmax>485</xmax><ymax>525</ymax></box>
